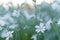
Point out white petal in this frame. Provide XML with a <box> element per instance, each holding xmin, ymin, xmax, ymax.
<box><xmin>35</xmin><ymin>25</ymin><xmax>40</xmax><ymax>28</ymax></box>
<box><xmin>35</xmin><ymin>29</ymin><xmax>40</xmax><ymax>33</ymax></box>
<box><xmin>6</xmin><ymin>37</ymin><xmax>9</xmax><ymax>40</ymax></box>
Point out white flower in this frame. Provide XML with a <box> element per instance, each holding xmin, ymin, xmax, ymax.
<box><xmin>1</xmin><ymin>30</ymin><xmax>14</xmax><ymax>40</ymax></box>
<box><xmin>12</xmin><ymin>10</ymin><xmax>20</xmax><ymax>17</ymax></box>
<box><xmin>6</xmin><ymin>37</ymin><xmax>9</xmax><ymax>40</ymax></box>
<box><xmin>51</xmin><ymin>2</ymin><xmax>58</xmax><ymax>10</ymax></box>
<box><xmin>8</xmin><ymin>17</ymin><xmax>16</xmax><ymax>23</ymax></box>
<box><xmin>9</xmin><ymin>24</ymin><xmax>18</xmax><ymax>29</ymax></box>
<box><xmin>3</xmin><ymin>4</ymin><xmax>9</xmax><ymax>10</ymax></box>
<box><xmin>35</xmin><ymin>23</ymin><xmax>46</xmax><ymax>33</ymax></box>
<box><xmin>8</xmin><ymin>17</ymin><xmax>14</xmax><ymax>22</ymax></box>
<box><xmin>0</xmin><ymin>20</ymin><xmax>5</xmax><ymax>26</ymax></box>
<box><xmin>1</xmin><ymin>13</ymin><xmax>11</xmax><ymax>20</ymax></box>
<box><xmin>55</xmin><ymin>0</ymin><xmax>60</xmax><ymax>3</ymax></box>
<box><xmin>51</xmin><ymin>2</ymin><xmax>60</xmax><ymax>11</ymax></box>
<box><xmin>31</xmin><ymin>34</ymin><xmax>37</xmax><ymax>40</ymax></box>
<box><xmin>45</xmin><ymin>19</ymin><xmax>52</xmax><ymax>30</ymax></box>
<box><xmin>0</xmin><ymin>26</ymin><xmax>3</xmax><ymax>30</ymax></box>
<box><xmin>57</xmin><ymin>21</ymin><xmax>60</xmax><ymax>25</ymax></box>
<box><xmin>57</xmin><ymin>19</ymin><xmax>60</xmax><ymax>25</ymax></box>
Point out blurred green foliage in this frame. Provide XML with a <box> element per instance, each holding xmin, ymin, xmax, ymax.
<box><xmin>0</xmin><ymin>1</ymin><xmax>60</xmax><ymax>40</ymax></box>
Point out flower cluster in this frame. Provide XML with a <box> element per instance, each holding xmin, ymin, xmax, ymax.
<box><xmin>0</xmin><ymin>9</ymin><xmax>20</xmax><ymax>40</ymax></box>
<box><xmin>1</xmin><ymin>30</ymin><xmax>14</xmax><ymax>40</ymax></box>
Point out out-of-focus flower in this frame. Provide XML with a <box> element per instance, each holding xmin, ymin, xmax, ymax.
<box><xmin>31</xmin><ymin>34</ymin><xmax>37</xmax><ymax>40</ymax></box>
<box><xmin>12</xmin><ymin>10</ymin><xmax>20</xmax><ymax>17</ymax></box>
<box><xmin>0</xmin><ymin>20</ymin><xmax>5</xmax><ymax>26</ymax></box>
<box><xmin>8</xmin><ymin>17</ymin><xmax>16</xmax><ymax>23</ymax></box>
<box><xmin>45</xmin><ymin>19</ymin><xmax>52</xmax><ymax>30</ymax></box>
<box><xmin>51</xmin><ymin>2</ymin><xmax>60</xmax><ymax>12</ymax></box>
<box><xmin>0</xmin><ymin>13</ymin><xmax>11</xmax><ymax>20</ymax></box>
<box><xmin>3</xmin><ymin>4</ymin><xmax>9</xmax><ymax>10</ymax></box>
<box><xmin>0</xmin><ymin>26</ymin><xmax>3</xmax><ymax>30</ymax></box>
<box><xmin>35</xmin><ymin>23</ymin><xmax>46</xmax><ymax>33</ymax></box>
<box><xmin>51</xmin><ymin>2</ymin><xmax>58</xmax><ymax>10</ymax></box>
<box><xmin>57</xmin><ymin>19</ymin><xmax>60</xmax><ymax>25</ymax></box>
<box><xmin>9</xmin><ymin>24</ymin><xmax>18</xmax><ymax>29</ymax></box>
<box><xmin>55</xmin><ymin>0</ymin><xmax>60</xmax><ymax>3</ymax></box>
<box><xmin>1</xmin><ymin>30</ymin><xmax>14</xmax><ymax>40</ymax></box>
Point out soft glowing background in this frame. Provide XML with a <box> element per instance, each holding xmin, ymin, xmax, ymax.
<box><xmin>0</xmin><ymin>0</ymin><xmax>55</xmax><ymax>5</ymax></box>
<box><xmin>36</xmin><ymin>0</ymin><xmax>55</xmax><ymax>5</ymax></box>
<box><xmin>0</xmin><ymin>0</ymin><xmax>34</xmax><ymax>6</ymax></box>
<box><xmin>0</xmin><ymin>0</ymin><xmax>55</xmax><ymax>9</ymax></box>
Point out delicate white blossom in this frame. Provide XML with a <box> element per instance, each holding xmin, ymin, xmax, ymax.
<box><xmin>0</xmin><ymin>26</ymin><xmax>3</xmax><ymax>30</ymax></box>
<box><xmin>55</xmin><ymin>0</ymin><xmax>60</xmax><ymax>3</ymax></box>
<box><xmin>35</xmin><ymin>23</ymin><xmax>46</xmax><ymax>33</ymax></box>
<box><xmin>1</xmin><ymin>30</ymin><xmax>14</xmax><ymax>40</ymax></box>
<box><xmin>3</xmin><ymin>4</ymin><xmax>9</xmax><ymax>10</ymax></box>
<box><xmin>31</xmin><ymin>34</ymin><xmax>37</xmax><ymax>40</ymax></box>
<box><xmin>1</xmin><ymin>13</ymin><xmax>11</xmax><ymax>20</ymax></box>
<box><xmin>51</xmin><ymin>2</ymin><xmax>58</xmax><ymax>10</ymax></box>
<box><xmin>51</xmin><ymin>2</ymin><xmax>60</xmax><ymax>12</ymax></box>
<box><xmin>6</xmin><ymin>37</ymin><xmax>9</xmax><ymax>40</ymax></box>
<box><xmin>57</xmin><ymin>19</ymin><xmax>60</xmax><ymax>25</ymax></box>
<box><xmin>0</xmin><ymin>20</ymin><xmax>5</xmax><ymax>26</ymax></box>
<box><xmin>12</xmin><ymin>10</ymin><xmax>20</xmax><ymax>17</ymax></box>
<box><xmin>9</xmin><ymin>24</ymin><xmax>18</xmax><ymax>29</ymax></box>
<box><xmin>45</xmin><ymin>19</ymin><xmax>52</xmax><ymax>30</ymax></box>
<box><xmin>8</xmin><ymin>17</ymin><xmax>16</xmax><ymax>23</ymax></box>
